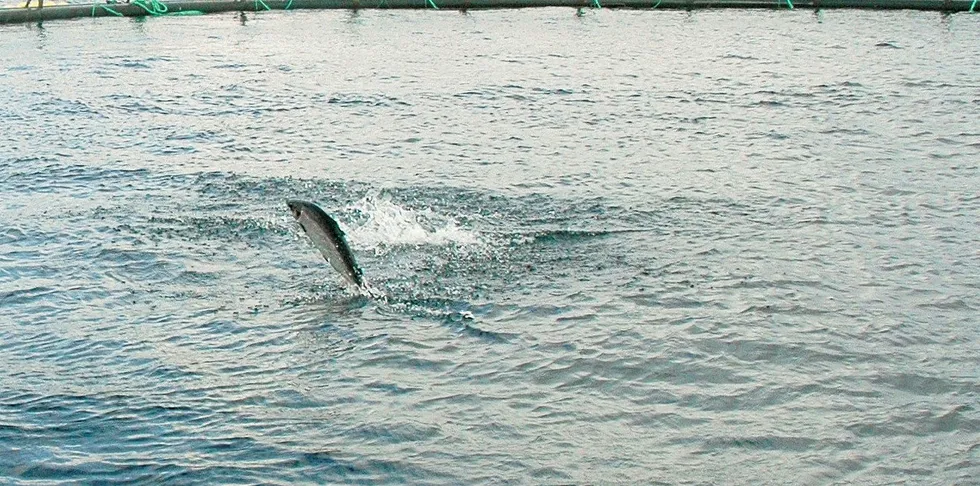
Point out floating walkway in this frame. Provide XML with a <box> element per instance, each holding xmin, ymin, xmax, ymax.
<box><xmin>1</xmin><ymin>0</ymin><xmax>976</xmax><ymax>24</ymax></box>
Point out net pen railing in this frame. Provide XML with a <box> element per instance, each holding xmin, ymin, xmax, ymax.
<box><xmin>1</xmin><ymin>0</ymin><xmax>976</xmax><ymax>25</ymax></box>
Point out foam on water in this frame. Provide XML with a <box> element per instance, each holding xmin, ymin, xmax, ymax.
<box><xmin>346</xmin><ymin>194</ymin><xmax>482</xmax><ymax>254</ymax></box>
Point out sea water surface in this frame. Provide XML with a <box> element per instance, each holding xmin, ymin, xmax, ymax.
<box><xmin>1</xmin><ymin>8</ymin><xmax>979</xmax><ymax>484</ymax></box>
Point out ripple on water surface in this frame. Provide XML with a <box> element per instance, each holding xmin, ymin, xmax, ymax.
<box><xmin>1</xmin><ymin>8</ymin><xmax>979</xmax><ymax>485</ymax></box>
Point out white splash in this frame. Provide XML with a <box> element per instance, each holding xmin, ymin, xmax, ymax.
<box><xmin>346</xmin><ymin>195</ymin><xmax>481</xmax><ymax>254</ymax></box>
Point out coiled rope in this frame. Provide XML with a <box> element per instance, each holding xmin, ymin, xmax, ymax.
<box><xmin>132</xmin><ymin>0</ymin><xmax>168</xmax><ymax>15</ymax></box>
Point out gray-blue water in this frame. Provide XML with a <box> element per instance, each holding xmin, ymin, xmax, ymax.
<box><xmin>2</xmin><ymin>8</ymin><xmax>979</xmax><ymax>484</ymax></box>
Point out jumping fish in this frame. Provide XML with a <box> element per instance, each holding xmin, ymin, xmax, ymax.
<box><xmin>287</xmin><ymin>200</ymin><xmax>365</xmax><ymax>289</ymax></box>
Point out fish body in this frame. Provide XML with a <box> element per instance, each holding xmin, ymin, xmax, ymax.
<box><xmin>287</xmin><ymin>200</ymin><xmax>365</xmax><ymax>289</ymax></box>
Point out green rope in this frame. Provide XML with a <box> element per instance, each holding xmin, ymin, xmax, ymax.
<box><xmin>426</xmin><ymin>0</ymin><xmax>439</xmax><ymax>8</ymax></box>
<box><xmin>131</xmin><ymin>0</ymin><xmax>168</xmax><ymax>15</ymax></box>
<box><xmin>284</xmin><ymin>0</ymin><xmax>293</xmax><ymax>9</ymax></box>
<box><xmin>970</xmin><ymin>0</ymin><xmax>976</xmax><ymax>12</ymax></box>
<box><xmin>652</xmin><ymin>0</ymin><xmax>661</xmax><ymax>7</ymax></box>
<box><xmin>593</xmin><ymin>0</ymin><xmax>602</xmax><ymax>7</ymax></box>
<box><xmin>254</xmin><ymin>0</ymin><xmax>271</xmax><ymax>10</ymax></box>
<box><xmin>780</xmin><ymin>0</ymin><xmax>794</xmax><ymax>8</ymax></box>
<box><xmin>92</xmin><ymin>3</ymin><xmax>124</xmax><ymax>16</ymax></box>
